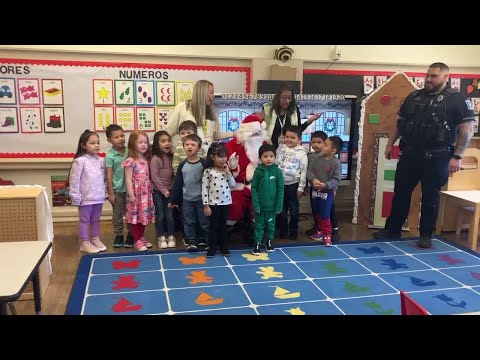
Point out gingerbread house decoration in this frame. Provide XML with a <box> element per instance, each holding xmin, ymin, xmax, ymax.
<box><xmin>353</xmin><ymin>72</ymin><xmax>420</xmax><ymax>229</ymax></box>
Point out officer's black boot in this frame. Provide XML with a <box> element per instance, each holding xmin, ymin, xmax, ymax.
<box><xmin>417</xmin><ymin>234</ymin><xmax>432</xmax><ymax>248</ymax></box>
<box><xmin>373</xmin><ymin>229</ymin><xmax>401</xmax><ymax>240</ymax></box>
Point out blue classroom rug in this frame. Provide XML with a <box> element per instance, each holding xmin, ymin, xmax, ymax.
<box><xmin>65</xmin><ymin>237</ymin><xmax>480</xmax><ymax>315</ymax></box>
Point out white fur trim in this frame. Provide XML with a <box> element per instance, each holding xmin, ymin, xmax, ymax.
<box><xmin>231</xmin><ymin>182</ymin><xmax>245</xmax><ymax>192</ymax></box>
<box><xmin>240</xmin><ymin>121</ymin><xmax>262</xmax><ymax>134</ymax></box>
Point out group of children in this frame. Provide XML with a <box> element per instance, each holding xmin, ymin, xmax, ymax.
<box><xmin>250</xmin><ymin>126</ymin><xmax>343</xmax><ymax>255</ymax></box>
<box><xmin>69</xmin><ymin>125</ymin><xmax>156</xmax><ymax>254</ymax></box>
<box><xmin>68</xmin><ymin>121</ymin><xmax>234</xmax><ymax>256</ymax></box>
<box><xmin>68</xmin><ymin>119</ymin><xmax>343</xmax><ymax>257</ymax></box>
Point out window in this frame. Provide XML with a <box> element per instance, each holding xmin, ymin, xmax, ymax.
<box><xmin>218</xmin><ymin>110</ymin><xmax>251</xmax><ymax>133</ymax></box>
<box><xmin>314</xmin><ymin>111</ymin><xmax>346</xmax><ymax>137</ymax></box>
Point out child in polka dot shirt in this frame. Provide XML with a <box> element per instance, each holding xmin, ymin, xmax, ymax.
<box><xmin>202</xmin><ymin>143</ymin><xmax>236</xmax><ymax>258</ymax></box>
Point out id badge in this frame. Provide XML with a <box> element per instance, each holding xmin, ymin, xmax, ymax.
<box><xmin>278</xmin><ymin>135</ymin><xmax>284</xmax><ymax>145</ymax></box>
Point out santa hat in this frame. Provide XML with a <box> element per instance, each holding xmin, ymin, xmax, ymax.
<box><xmin>239</xmin><ymin>114</ymin><xmax>266</xmax><ymax>134</ymax></box>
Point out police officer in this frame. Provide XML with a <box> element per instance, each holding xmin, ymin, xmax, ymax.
<box><xmin>373</xmin><ymin>62</ymin><xmax>475</xmax><ymax>248</ymax></box>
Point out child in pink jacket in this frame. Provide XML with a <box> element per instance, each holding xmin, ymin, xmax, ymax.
<box><xmin>69</xmin><ymin>129</ymin><xmax>107</xmax><ymax>254</ymax></box>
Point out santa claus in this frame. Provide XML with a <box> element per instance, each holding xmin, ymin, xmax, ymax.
<box><xmin>225</xmin><ymin>113</ymin><xmax>269</xmax><ymax>224</ymax></box>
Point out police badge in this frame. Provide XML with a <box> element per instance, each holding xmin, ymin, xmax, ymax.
<box><xmin>466</xmin><ymin>99</ymin><xmax>474</xmax><ymax>111</ymax></box>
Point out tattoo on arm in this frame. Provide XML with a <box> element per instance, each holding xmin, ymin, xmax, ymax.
<box><xmin>455</xmin><ymin>122</ymin><xmax>473</xmax><ymax>156</ymax></box>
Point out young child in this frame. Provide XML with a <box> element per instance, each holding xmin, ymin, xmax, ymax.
<box><xmin>276</xmin><ymin>125</ymin><xmax>308</xmax><ymax>240</ymax></box>
<box><xmin>306</xmin><ymin>131</ymin><xmax>339</xmax><ymax>237</ymax></box>
<box><xmin>307</xmin><ymin>136</ymin><xmax>343</xmax><ymax>246</ymax></box>
<box><xmin>251</xmin><ymin>144</ymin><xmax>284</xmax><ymax>255</ymax></box>
<box><xmin>172</xmin><ymin>120</ymin><xmax>204</xmax><ymax>175</ymax></box>
<box><xmin>105</xmin><ymin>124</ymin><xmax>133</xmax><ymax>248</ymax></box>
<box><xmin>69</xmin><ymin>129</ymin><xmax>107</xmax><ymax>254</ymax></box>
<box><xmin>122</xmin><ymin>130</ymin><xmax>155</xmax><ymax>251</ymax></box>
<box><xmin>202</xmin><ymin>143</ymin><xmax>236</xmax><ymax>257</ymax></box>
<box><xmin>305</xmin><ymin>131</ymin><xmax>331</xmax><ymax>235</ymax></box>
<box><xmin>150</xmin><ymin>130</ymin><xmax>176</xmax><ymax>249</ymax></box>
<box><xmin>171</xmin><ymin>120</ymin><xmax>203</xmax><ymax>244</ymax></box>
<box><xmin>169</xmin><ymin>134</ymin><xmax>209</xmax><ymax>252</ymax></box>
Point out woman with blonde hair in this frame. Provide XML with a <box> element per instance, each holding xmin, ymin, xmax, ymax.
<box><xmin>164</xmin><ymin>80</ymin><xmax>232</xmax><ymax>153</ymax></box>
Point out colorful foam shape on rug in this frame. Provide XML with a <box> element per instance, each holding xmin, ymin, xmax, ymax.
<box><xmin>66</xmin><ymin>237</ymin><xmax>480</xmax><ymax>315</ymax></box>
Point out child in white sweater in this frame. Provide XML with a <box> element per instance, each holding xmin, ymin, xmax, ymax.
<box><xmin>276</xmin><ymin>125</ymin><xmax>308</xmax><ymax>240</ymax></box>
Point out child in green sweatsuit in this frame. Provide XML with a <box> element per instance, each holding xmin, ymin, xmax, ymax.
<box><xmin>251</xmin><ymin>144</ymin><xmax>284</xmax><ymax>255</ymax></box>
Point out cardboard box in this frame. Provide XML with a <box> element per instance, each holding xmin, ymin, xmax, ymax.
<box><xmin>270</xmin><ymin>65</ymin><xmax>297</xmax><ymax>81</ymax></box>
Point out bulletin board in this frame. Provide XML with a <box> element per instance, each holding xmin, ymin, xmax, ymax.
<box><xmin>0</xmin><ymin>58</ymin><xmax>250</xmax><ymax>157</ymax></box>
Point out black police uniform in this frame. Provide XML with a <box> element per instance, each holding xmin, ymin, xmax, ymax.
<box><xmin>381</xmin><ymin>85</ymin><xmax>474</xmax><ymax>240</ymax></box>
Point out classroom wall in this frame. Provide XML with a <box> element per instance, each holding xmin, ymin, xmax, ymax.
<box><xmin>1</xmin><ymin>45</ymin><xmax>479</xmax><ymax>222</ymax></box>
<box><xmin>2</xmin><ymin>45</ymin><xmax>480</xmax><ymax>70</ymax></box>
<box><xmin>2</xmin><ymin>45</ymin><xmax>479</xmax><ymax>94</ymax></box>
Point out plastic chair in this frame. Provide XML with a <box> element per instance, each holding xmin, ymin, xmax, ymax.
<box><xmin>400</xmin><ymin>291</ymin><xmax>429</xmax><ymax>315</ymax></box>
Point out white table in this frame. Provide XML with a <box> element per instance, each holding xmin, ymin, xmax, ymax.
<box><xmin>436</xmin><ymin>190</ymin><xmax>480</xmax><ymax>251</ymax></box>
<box><xmin>0</xmin><ymin>241</ymin><xmax>52</xmax><ymax>315</ymax></box>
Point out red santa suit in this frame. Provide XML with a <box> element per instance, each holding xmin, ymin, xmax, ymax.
<box><xmin>225</xmin><ymin>114</ymin><xmax>268</xmax><ymax>222</ymax></box>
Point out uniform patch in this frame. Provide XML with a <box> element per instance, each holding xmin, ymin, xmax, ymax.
<box><xmin>466</xmin><ymin>99</ymin><xmax>474</xmax><ymax>110</ymax></box>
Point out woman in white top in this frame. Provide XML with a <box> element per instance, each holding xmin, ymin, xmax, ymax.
<box><xmin>262</xmin><ymin>83</ymin><xmax>322</xmax><ymax>151</ymax></box>
<box><xmin>164</xmin><ymin>80</ymin><xmax>233</xmax><ymax>153</ymax></box>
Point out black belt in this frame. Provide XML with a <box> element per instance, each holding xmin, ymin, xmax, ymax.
<box><xmin>402</xmin><ymin>145</ymin><xmax>451</xmax><ymax>160</ymax></box>
<box><xmin>423</xmin><ymin>149</ymin><xmax>450</xmax><ymax>160</ymax></box>
<box><xmin>403</xmin><ymin>145</ymin><xmax>451</xmax><ymax>152</ymax></box>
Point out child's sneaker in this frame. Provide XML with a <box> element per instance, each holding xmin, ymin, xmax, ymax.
<box><xmin>220</xmin><ymin>245</ymin><xmax>230</xmax><ymax>257</ymax></box>
<box><xmin>158</xmin><ymin>236</ymin><xmax>168</xmax><ymax>249</ymax></box>
<box><xmin>124</xmin><ymin>233</ymin><xmax>134</xmax><ymax>248</ymax></box>
<box><xmin>141</xmin><ymin>237</ymin><xmax>153</xmax><ymax>248</ymax></box>
<box><xmin>332</xmin><ymin>231</ymin><xmax>340</xmax><ymax>243</ymax></box>
<box><xmin>311</xmin><ymin>231</ymin><xmax>324</xmax><ymax>241</ymax></box>
<box><xmin>323</xmin><ymin>235</ymin><xmax>332</xmax><ymax>247</ymax></box>
<box><xmin>113</xmin><ymin>235</ymin><xmax>124</xmax><ymax>248</ymax></box>
<box><xmin>187</xmin><ymin>242</ymin><xmax>198</xmax><ymax>252</ymax></box>
<box><xmin>265</xmin><ymin>240</ymin><xmax>275</xmax><ymax>252</ymax></box>
<box><xmin>167</xmin><ymin>235</ymin><xmax>176</xmax><ymax>248</ymax></box>
<box><xmin>252</xmin><ymin>243</ymin><xmax>261</xmax><ymax>256</ymax></box>
<box><xmin>206</xmin><ymin>247</ymin><xmax>216</xmax><ymax>258</ymax></box>
<box><xmin>80</xmin><ymin>241</ymin><xmax>100</xmax><ymax>254</ymax></box>
<box><xmin>135</xmin><ymin>239</ymin><xmax>147</xmax><ymax>251</ymax></box>
<box><xmin>91</xmin><ymin>237</ymin><xmax>107</xmax><ymax>251</ymax></box>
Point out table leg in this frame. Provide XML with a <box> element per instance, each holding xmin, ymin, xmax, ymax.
<box><xmin>7</xmin><ymin>302</ymin><xmax>16</xmax><ymax>315</ymax></box>
<box><xmin>0</xmin><ymin>302</ymin><xmax>7</xmax><ymax>315</ymax></box>
<box><xmin>469</xmin><ymin>204</ymin><xmax>480</xmax><ymax>252</ymax></box>
<box><xmin>32</xmin><ymin>271</ymin><xmax>42</xmax><ymax>315</ymax></box>
<box><xmin>436</xmin><ymin>193</ymin><xmax>446</xmax><ymax>234</ymax></box>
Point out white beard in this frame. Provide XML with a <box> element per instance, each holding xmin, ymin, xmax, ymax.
<box><xmin>237</xmin><ymin>127</ymin><xmax>268</xmax><ymax>164</ymax></box>
<box><xmin>244</xmin><ymin>136</ymin><xmax>264</xmax><ymax>164</ymax></box>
